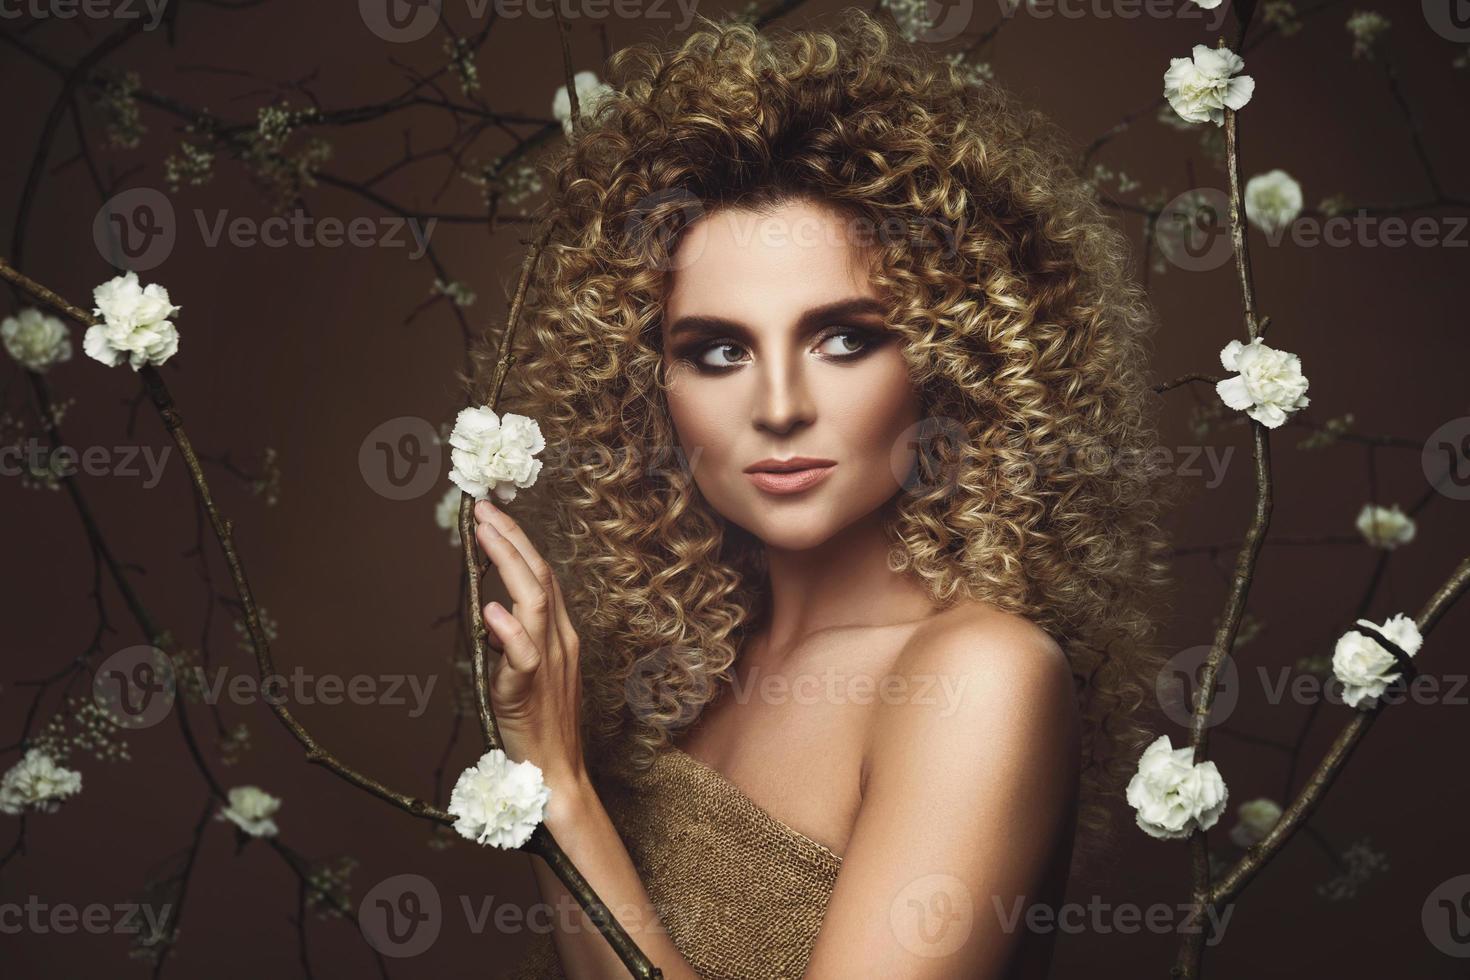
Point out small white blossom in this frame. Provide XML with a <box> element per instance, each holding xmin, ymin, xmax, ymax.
<box><xmin>1229</xmin><ymin>798</ymin><xmax>1282</xmax><ymax>848</ymax></box>
<box><xmin>1332</xmin><ymin>613</ymin><xmax>1423</xmax><ymax>709</ymax></box>
<box><xmin>1189</xmin><ymin>0</ymin><xmax>1224</xmax><ymax>7</ymax></box>
<box><xmin>433</xmin><ymin>278</ymin><xmax>477</xmax><ymax>308</ymax></box>
<box><xmin>1215</xmin><ymin>338</ymin><xmax>1310</xmax><ymax>429</ymax></box>
<box><xmin>0</xmin><ymin>749</ymin><xmax>83</xmax><ymax>815</ymax></box>
<box><xmin>215</xmin><ymin>785</ymin><xmax>281</xmax><ymax>838</ymax></box>
<box><xmin>435</xmin><ymin>485</ymin><xmax>464</xmax><ymax>548</ymax></box>
<box><xmin>551</xmin><ymin>70</ymin><xmax>614</xmax><ymax>137</ymax></box>
<box><xmin>1355</xmin><ymin>503</ymin><xmax>1415</xmax><ymax>550</ymax></box>
<box><xmin>448</xmin><ymin>749</ymin><xmax>550</xmax><ymax>848</ymax></box>
<box><xmin>85</xmin><ymin>270</ymin><xmax>181</xmax><ymax>370</ymax></box>
<box><xmin>447</xmin><ymin>406</ymin><xmax>545</xmax><ymax>504</ymax></box>
<box><xmin>1244</xmin><ymin>170</ymin><xmax>1303</xmax><ymax>235</ymax></box>
<box><xmin>1164</xmin><ymin>44</ymin><xmax>1255</xmax><ymax>127</ymax></box>
<box><xmin>1346</xmin><ymin>10</ymin><xmax>1390</xmax><ymax>59</ymax></box>
<box><xmin>2</xmin><ymin>308</ymin><xmax>73</xmax><ymax>373</ymax></box>
<box><xmin>1126</xmin><ymin>735</ymin><xmax>1229</xmax><ymax>840</ymax></box>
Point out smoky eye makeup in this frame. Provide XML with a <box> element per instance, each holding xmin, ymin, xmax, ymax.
<box><xmin>674</xmin><ymin>324</ymin><xmax>890</xmax><ymax>374</ymax></box>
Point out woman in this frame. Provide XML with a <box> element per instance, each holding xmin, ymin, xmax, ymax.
<box><xmin>471</xmin><ymin>9</ymin><xmax>1174</xmax><ymax>978</ymax></box>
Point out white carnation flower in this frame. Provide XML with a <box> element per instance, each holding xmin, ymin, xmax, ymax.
<box><xmin>2</xmin><ymin>308</ymin><xmax>73</xmax><ymax>373</ymax></box>
<box><xmin>1228</xmin><ymin>797</ymin><xmax>1282</xmax><ymax>848</ymax></box>
<box><xmin>1163</xmin><ymin>44</ymin><xmax>1255</xmax><ymax>127</ymax></box>
<box><xmin>1332</xmin><ymin>613</ymin><xmax>1423</xmax><ymax>709</ymax></box>
<box><xmin>1355</xmin><ymin>503</ymin><xmax>1415</xmax><ymax>550</ymax></box>
<box><xmin>1126</xmin><ymin>734</ymin><xmax>1229</xmax><ymax>840</ymax></box>
<box><xmin>435</xmin><ymin>485</ymin><xmax>464</xmax><ymax>547</ymax></box>
<box><xmin>447</xmin><ymin>406</ymin><xmax>545</xmax><ymax>504</ymax></box>
<box><xmin>1215</xmin><ymin>337</ymin><xmax>1310</xmax><ymax>429</ymax></box>
<box><xmin>1244</xmin><ymin>170</ymin><xmax>1303</xmax><ymax>235</ymax></box>
<box><xmin>215</xmin><ymin>785</ymin><xmax>282</xmax><ymax>838</ymax></box>
<box><xmin>551</xmin><ymin>70</ymin><xmax>614</xmax><ymax>136</ymax></box>
<box><xmin>0</xmin><ymin>749</ymin><xmax>83</xmax><ymax>815</ymax></box>
<box><xmin>448</xmin><ymin>749</ymin><xmax>550</xmax><ymax>848</ymax></box>
<box><xmin>1189</xmin><ymin>0</ymin><xmax>1223</xmax><ymax>7</ymax></box>
<box><xmin>85</xmin><ymin>270</ymin><xmax>181</xmax><ymax>370</ymax></box>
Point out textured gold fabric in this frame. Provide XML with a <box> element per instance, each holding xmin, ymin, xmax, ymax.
<box><xmin>498</xmin><ymin>747</ymin><xmax>843</xmax><ymax>979</ymax></box>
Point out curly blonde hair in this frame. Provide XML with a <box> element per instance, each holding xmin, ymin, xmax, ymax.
<box><xmin>467</xmin><ymin>8</ymin><xmax>1178</xmax><ymax>869</ymax></box>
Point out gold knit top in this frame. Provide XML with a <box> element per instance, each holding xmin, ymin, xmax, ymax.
<box><xmin>498</xmin><ymin>747</ymin><xmax>844</xmax><ymax>980</ymax></box>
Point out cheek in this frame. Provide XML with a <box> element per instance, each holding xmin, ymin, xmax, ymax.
<box><xmin>663</xmin><ymin>369</ymin><xmax>735</xmax><ymax>468</ymax></box>
<box><xmin>822</xmin><ymin>354</ymin><xmax>922</xmax><ymax>470</ymax></box>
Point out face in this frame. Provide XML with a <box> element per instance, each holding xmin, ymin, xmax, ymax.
<box><xmin>659</xmin><ymin>198</ymin><xmax>923</xmax><ymax>552</ymax></box>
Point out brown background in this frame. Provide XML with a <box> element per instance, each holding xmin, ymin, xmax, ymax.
<box><xmin>2</xmin><ymin>1</ymin><xmax>1467</xmax><ymax>977</ymax></box>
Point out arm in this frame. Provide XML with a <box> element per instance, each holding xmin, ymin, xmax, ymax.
<box><xmin>802</xmin><ymin>615</ymin><xmax>1081</xmax><ymax>979</ymax></box>
<box><xmin>472</xmin><ymin>500</ymin><xmax>702</xmax><ymax>979</ymax></box>
<box><xmin>524</xmin><ymin>773</ymin><xmax>704</xmax><ymax>980</ymax></box>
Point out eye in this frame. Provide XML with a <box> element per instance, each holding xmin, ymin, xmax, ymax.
<box><xmin>695</xmin><ymin>341</ymin><xmax>749</xmax><ymax>370</ymax></box>
<box><xmin>814</xmin><ymin>328</ymin><xmax>876</xmax><ymax>358</ymax></box>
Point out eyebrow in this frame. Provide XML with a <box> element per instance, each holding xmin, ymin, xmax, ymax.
<box><xmin>665</xmin><ymin>297</ymin><xmax>888</xmax><ymax>342</ymax></box>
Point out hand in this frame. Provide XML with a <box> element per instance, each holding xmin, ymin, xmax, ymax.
<box><xmin>473</xmin><ymin>498</ymin><xmax>588</xmax><ymax>796</ymax></box>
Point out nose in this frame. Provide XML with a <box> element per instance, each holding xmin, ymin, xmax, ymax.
<box><xmin>751</xmin><ymin>351</ymin><xmax>815</xmax><ymax>436</ymax></box>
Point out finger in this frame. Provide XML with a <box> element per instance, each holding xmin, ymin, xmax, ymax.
<box><xmin>475</xmin><ymin>502</ymin><xmax>571</xmax><ymax>654</ymax></box>
<box><xmin>475</xmin><ymin>519</ymin><xmax>551</xmax><ymax>654</ymax></box>
<box><xmin>483</xmin><ymin>600</ymin><xmax>539</xmax><ymax>674</ymax></box>
<box><xmin>479</xmin><ymin>502</ymin><xmax>576</xmax><ymax>655</ymax></box>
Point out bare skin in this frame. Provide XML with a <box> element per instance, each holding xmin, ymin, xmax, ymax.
<box><xmin>475</xmin><ymin>199</ymin><xmax>1081</xmax><ymax>978</ymax></box>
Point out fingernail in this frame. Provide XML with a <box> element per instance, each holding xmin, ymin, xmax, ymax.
<box><xmin>474</xmin><ymin>500</ymin><xmax>491</xmax><ymax>520</ymax></box>
<box><xmin>480</xmin><ymin>519</ymin><xmax>500</xmax><ymax>538</ymax></box>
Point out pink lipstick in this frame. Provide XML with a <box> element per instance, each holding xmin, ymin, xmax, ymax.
<box><xmin>742</xmin><ymin>457</ymin><xmax>837</xmax><ymax>495</ymax></box>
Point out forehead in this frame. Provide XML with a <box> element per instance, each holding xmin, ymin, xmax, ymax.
<box><xmin>663</xmin><ymin>200</ymin><xmax>879</xmax><ymax>324</ymax></box>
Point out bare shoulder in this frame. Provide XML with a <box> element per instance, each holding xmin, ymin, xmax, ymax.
<box><xmin>862</xmin><ymin>601</ymin><xmax>1079</xmax><ymax>788</ymax></box>
<box><xmin>899</xmin><ymin>600</ymin><xmax>1074</xmax><ymax>715</ymax></box>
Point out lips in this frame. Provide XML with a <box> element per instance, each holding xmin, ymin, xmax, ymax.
<box><xmin>742</xmin><ymin>457</ymin><xmax>837</xmax><ymax>495</ymax></box>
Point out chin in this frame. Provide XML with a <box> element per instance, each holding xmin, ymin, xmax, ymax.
<box><xmin>743</xmin><ymin>518</ymin><xmax>845</xmax><ymax>553</ymax></box>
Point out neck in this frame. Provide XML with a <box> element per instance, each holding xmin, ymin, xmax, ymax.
<box><xmin>755</xmin><ymin>497</ymin><xmax>935</xmax><ymax>659</ymax></box>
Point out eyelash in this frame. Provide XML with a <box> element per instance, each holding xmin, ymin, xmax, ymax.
<box><xmin>684</xmin><ymin>328</ymin><xmax>882</xmax><ymax>374</ymax></box>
